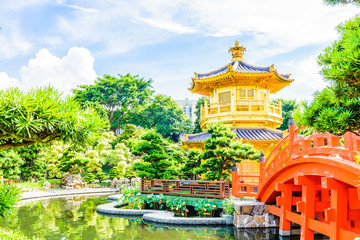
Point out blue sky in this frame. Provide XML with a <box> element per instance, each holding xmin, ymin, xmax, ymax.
<box><xmin>0</xmin><ymin>0</ymin><xmax>358</xmax><ymax>101</ymax></box>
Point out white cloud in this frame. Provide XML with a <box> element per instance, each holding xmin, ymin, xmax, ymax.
<box><xmin>65</xmin><ymin>4</ymin><xmax>99</xmax><ymax>13</ymax></box>
<box><xmin>134</xmin><ymin>13</ymin><xmax>197</xmax><ymax>34</ymax></box>
<box><xmin>0</xmin><ymin>27</ymin><xmax>32</xmax><ymax>59</ymax></box>
<box><xmin>272</xmin><ymin>54</ymin><xmax>327</xmax><ymax>101</ymax></box>
<box><xmin>184</xmin><ymin>0</ymin><xmax>358</xmax><ymax>58</ymax></box>
<box><xmin>0</xmin><ymin>47</ymin><xmax>97</xmax><ymax>95</ymax></box>
<box><xmin>53</xmin><ymin>0</ymin><xmax>359</xmax><ymax>59</ymax></box>
<box><xmin>0</xmin><ymin>73</ymin><xmax>19</xmax><ymax>90</ymax></box>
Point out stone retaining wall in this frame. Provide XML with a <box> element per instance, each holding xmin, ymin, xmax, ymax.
<box><xmin>233</xmin><ymin>200</ymin><xmax>279</xmax><ymax>228</ymax></box>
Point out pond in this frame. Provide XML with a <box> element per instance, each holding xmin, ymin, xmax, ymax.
<box><xmin>0</xmin><ymin>195</ymin><xmax>285</xmax><ymax>239</ymax></box>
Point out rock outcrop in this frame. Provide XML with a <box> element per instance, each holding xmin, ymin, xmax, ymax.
<box><xmin>61</xmin><ymin>174</ymin><xmax>87</xmax><ymax>189</ymax></box>
<box><xmin>41</xmin><ymin>181</ymin><xmax>51</xmax><ymax>191</ymax></box>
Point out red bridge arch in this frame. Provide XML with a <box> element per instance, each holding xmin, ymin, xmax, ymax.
<box><xmin>232</xmin><ymin>124</ymin><xmax>360</xmax><ymax>240</ymax></box>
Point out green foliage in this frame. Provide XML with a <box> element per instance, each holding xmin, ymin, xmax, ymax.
<box><xmin>83</xmin><ymin>173</ymin><xmax>95</xmax><ymax>183</ymax></box>
<box><xmin>132</xmin><ymin>130</ymin><xmax>178</xmax><ymax>179</ymax></box>
<box><xmin>117</xmin><ymin>186</ymin><xmax>144</xmax><ymax>209</ymax></box>
<box><xmin>0</xmin><ymin>227</ymin><xmax>42</xmax><ymax>240</ymax></box>
<box><xmin>0</xmin><ymin>150</ymin><xmax>24</xmax><ymax>179</ymax></box>
<box><xmin>293</xmin><ymin>87</ymin><xmax>360</xmax><ymax>135</ymax></box>
<box><xmin>95</xmin><ymin>171</ymin><xmax>107</xmax><ymax>183</ymax></box>
<box><xmin>323</xmin><ymin>0</ymin><xmax>360</xmax><ymax>7</ymax></box>
<box><xmin>165</xmin><ymin>197</ymin><xmax>187</xmax><ymax>217</ymax></box>
<box><xmin>193</xmin><ymin>199</ymin><xmax>217</xmax><ymax>218</ymax></box>
<box><xmin>296</xmin><ymin>16</ymin><xmax>360</xmax><ymax>135</ymax></box>
<box><xmin>298</xmin><ymin>126</ymin><xmax>316</xmax><ymax>137</ymax></box>
<box><xmin>181</xmin><ymin>149</ymin><xmax>202</xmax><ymax>180</ymax></box>
<box><xmin>222</xmin><ymin>198</ymin><xmax>235</xmax><ymax>215</ymax></box>
<box><xmin>16</xmin><ymin>145</ymin><xmax>46</xmax><ymax>181</ymax></box>
<box><xmin>273</xmin><ymin>99</ymin><xmax>298</xmax><ymax>131</ymax></box>
<box><xmin>138</xmin><ymin>94</ymin><xmax>194</xmax><ymax>141</ymax></box>
<box><xmin>0</xmin><ymin>86</ymin><xmax>108</xmax><ymax>150</ymax></box>
<box><xmin>113</xmin><ymin>124</ymin><xmax>138</xmax><ymax>146</ymax></box>
<box><xmin>109</xmin><ymin>167</ymin><xmax>121</xmax><ymax>179</ymax></box>
<box><xmin>0</xmin><ymin>183</ymin><xmax>22</xmax><ymax>217</ymax></box>
<box><xmin>38</xmin><ymin>141</ymin><xmax>66</xmax><ymax>179</ymax></box>
<box><xmin>73</xmin><ymin>73</ymin><xmax>154</xmax><ymax>131</ymax></box>
<box><xmin>123</xmin><ymin>165</ymin><xmax>137</xmax><ymax>180</ymax></box>
<box><xmin>194</xmin><ymin>97</ymin><xmax>207</xmax><ymax>133</ymax></box>
<box><xmin>145</xmin><ymin>194</ymin><xmax>164</xmax><ymax>210</ymax></box>
<box><xmin>59</xmin><ymin>146</ymin><xmax>90</xmax><ymax>174</ymax></box>
<box><xmin>199</xmin><ymin>122</ymin><xmax>260</xmax><ymax>180</ymax></box>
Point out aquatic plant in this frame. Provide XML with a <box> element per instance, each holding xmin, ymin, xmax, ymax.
<box><xmin>222</xmin><ymin>197</ymin><xmax>234</xmax><ymax>215</ymax></box>
<box><xmin>166</xmin><ymin>198</ymin><xmax>188</xmax><ymax>217</ymax></box>
<box><xmin>117</xmin><ymin>186</ymin><xmax>144</xmax><ymax>209</ymax></box>
<box><xmin>193</xmin><ymin>199</ymin><xmax>217</xmax><ymax>217</ymax></box>
<box><xmin>145</xmin><ymin>194</ymin><xmax>164</xmax><ymax>210</ymax></box>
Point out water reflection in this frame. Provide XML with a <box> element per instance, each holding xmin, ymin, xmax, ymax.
<box><xmin>1</xmin><ymin>196</ymin><xmax>283</xmax><ymax>240</ymax></box>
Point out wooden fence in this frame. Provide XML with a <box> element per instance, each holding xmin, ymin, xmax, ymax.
<box><xmin>140</xmin><ymin>179</ymin><xmax>230</xmax><ymax>199</ymax></box>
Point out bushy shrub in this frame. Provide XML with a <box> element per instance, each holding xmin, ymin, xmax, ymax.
<box><xmin>0</xmin><ymin>184</ymin><xmax>22</xmax><ymax>217</ymax></box>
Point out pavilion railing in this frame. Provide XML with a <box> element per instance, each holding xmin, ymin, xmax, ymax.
<box><xmin>140</xmin><ymin>179</ymin><xmax>230</xmax><ymax>199</ymax></box>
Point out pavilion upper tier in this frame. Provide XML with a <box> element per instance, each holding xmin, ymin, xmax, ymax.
<box><xmin>188</xmin><ymin>41</ymin><xmax>294</xmax><ymax>131</ymax></box>
<box><xmin>189</xmin><ymin>41</ymin><xmax>293</xmax><ymax>96</ymax></box>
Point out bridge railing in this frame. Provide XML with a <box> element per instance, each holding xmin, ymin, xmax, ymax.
<box><xmin>259</xmin><ymin>124</ymin><xmax>360</xmax><ymax>189</ymax></box>
<box><xmin>140</xmin><ymin>179</ymin><xmax>230</xmax><ymax>199</ymax></box>
<box><xmin>232</xmin><ymin>121</ymin><xmax>360</xmax><ymax>199</ymax></box>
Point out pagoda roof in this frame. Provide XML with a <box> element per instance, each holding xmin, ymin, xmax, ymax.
<box><xmin>181</xmin><ymin>128</ymin><xmax>283</xmax><ymax>143</ymax></box>
<box><xmin>189</xmin><ymin>42</ymin><xmax>294</xmax><ymax>96</ymax></box>
<box><xmin>197</xmin><ymin>61</ymin><xmax>277</xmax><ymax>79</ymax></box>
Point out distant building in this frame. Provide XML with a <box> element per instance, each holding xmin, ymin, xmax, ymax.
<box><xmin>176</xmin><ymin>98</ymin><xmax>197</xmax><ymax>123</ymax></box>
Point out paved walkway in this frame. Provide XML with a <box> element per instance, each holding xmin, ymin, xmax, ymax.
<box><xmin>21</xmin><ymin>188</ymin><xmax>117</xmax><ymax>201</ymax></box>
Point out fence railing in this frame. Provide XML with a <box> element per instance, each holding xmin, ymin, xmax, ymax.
<box><xmin>3</xmin><ymin>179</ymin><xmax>24</xmax><ymax>184</ymax></box>
<box><xmin>140</xmin><ymin>179</ymin><xmax>230</xmax><ymax>199</ymax></box>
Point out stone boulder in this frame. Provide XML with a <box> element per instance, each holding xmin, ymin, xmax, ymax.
<box><xmin>61</xmin><ymin>174</ymin><xmax>87</xmax><ymax>189</ymax></box>
<box><xmin>41</xmin><ymin>181</ymin><xmax>51</xmax><ymax>191</ymax></box>
<box><xmin>110</xmin><ymin>178</ymin><xmax>119</xmax><ymax>188</ymax></box>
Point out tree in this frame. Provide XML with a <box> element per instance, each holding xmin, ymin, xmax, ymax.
<box><xmin>132</xmin><ymin>130</ymin><xmax>178</xmax><ymax>179</ymax></box>
<box><xmin>59</xmin><ymin>147</ymin><xmax>90</xmax><ymax>174</ymax></box>
<box><xmin>139</xmin><ymin>94</ymin><xmax>194</xmax><ymax>141</ymax></box>
<box><xmin>274</xmin><ymin>99</ymin><xmax>298</xmax><ymax>131</ymax></box>
<box><xmin>39</xmin><ymin>141</ymin><xmax>66</xmax><ymax>179</ymax></box>
<box><xmin>294</xmin><ymin>16</ymin><xmax>360</xmax><ymax>135</ymax></box>
<box><xmin>181</xmin><ymin>149</ymin><xmax>202</xmax><ymax>180</ymax></box>
<box><xmin>194</xmin><ymin>97</ymin><xmax>207</xmax><ymax>133</ymax></box>
<box><xmin>199</xmin><ymin>122</ymin><xmax>259</xmax><ymax>180</ymax></box>
<box><xmin>73</xmin><ymin>74</ymin><xmax>154</xmax><ymax>131</ymax></box>
<box><xmin>324</xmin><ymin>0</ymin><xmax>360</xmax><ymax>6</ymax></box>
<box><xmin>0</xmin><ymin>150</ymin><xmax>24</xmax><ymax>179</ymax></box>
<box><xmin>17</xmin><ymin>145</ymin><xmax>46</xmax><ymax>181</ymax></box>
<box><xmin>0</xmin><ymin>86</ymin><xmax>108</xmax><ymax>150</ymax></box>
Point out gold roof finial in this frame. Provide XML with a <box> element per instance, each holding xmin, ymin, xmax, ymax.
<box><xmin>229</xmin><ymin>41</ymin><xmax>246</xmax><ymax>62</ymax></box>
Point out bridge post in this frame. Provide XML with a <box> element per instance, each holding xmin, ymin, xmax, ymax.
<box><xmin>288</xmin><ymin>115</ymin><xmax>295</xmax><ymax>156</ymax></box>
<box><xmin>276</xmin><ymin>183</ymin><xmax>295</xmax><ymax>236</ymax></box>
<box><xmin>231</xmin><ymin>161</ymin><xmax>239</xmax><ymax>197</ymax></box>
<box><xmin>295</xmin><ymin>175</ymin><xmax>317</xmax><ymax>240</ymax></box>
<box><xmin>322</xmin><ymin>177</ymin><xmax>349</xmax><ymax>240</ymax></box>
<box><xmin>259</xmin><ymin>150</ymin><xmax>265</xmax><ymax>177</ymax></box>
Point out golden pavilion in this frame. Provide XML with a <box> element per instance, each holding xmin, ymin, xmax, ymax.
<box><xmin>181</xmin><ymin>41</ymin><xmax>294</xmax><ymax>157</ymax></box>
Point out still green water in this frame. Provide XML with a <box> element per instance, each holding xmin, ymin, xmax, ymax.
<box><xmin>0</xmin><ymin>195</ymin><xmax>280</xmax><ymax>240</ymax></box>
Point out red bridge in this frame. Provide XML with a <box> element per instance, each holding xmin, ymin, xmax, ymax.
<box><xmin>232</xmin><ymin>121</ymin><xmax>360</xmax><ymax>240</ymax></box>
